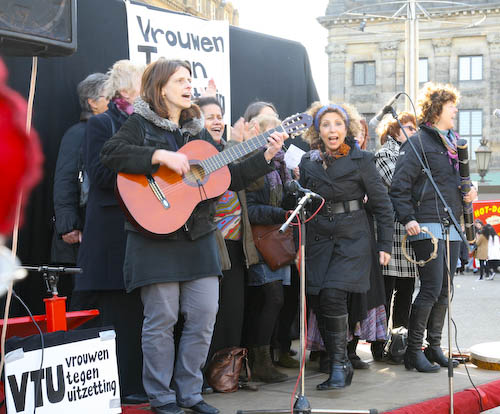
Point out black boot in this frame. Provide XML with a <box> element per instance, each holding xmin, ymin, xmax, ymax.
<box><xmin>316</xmin><ymin>314</ymin><xmax>354</xmax><ymax>390</ymax></box>
<box><xmin>250</xmin><ymin>345</ymin><xmax>288</xmax><ymax>383</ymax></box>
<box><xmin>404</xmin><ymin>305</ymin><xmax>440</xmax><ymax>373</ymax></box>
<box><xmin>348</xmin><ymin>338</ymin><xmax>369</xmax><ymax>369</ymax></box>
<box><xmin>318</xmin><ymin>351</ymin><xmax>329</xmax><ymax>374</ymax></box>
<box><xmin>424</xmin><ymin>303</ymin><xmax>459</xmax><ymax>368</ymax></box>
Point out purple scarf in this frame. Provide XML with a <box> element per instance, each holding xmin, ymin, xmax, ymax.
<box><xmin>427</xmin><ymin>123</ymin><xmax>459</xmax><ymax>170</ymax></box>
<box><xmin>267</xmin><ymin>150</ymin><xmax>292</xmax><ymax>207</ymax></box>
<box><xmin>113</xmin><ymin>96</ymin><xmax>134</xmax><ymax>115</ymax></box>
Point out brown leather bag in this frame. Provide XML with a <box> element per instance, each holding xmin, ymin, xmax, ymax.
<box><xmin>206</xmin><ymin>347</ymin><xmax>250</xmax><ymax>393</ymax></box>
<box><xmin>251</xmin><ymin>224</ymin><xmax>296</xmax><ymax>271</ymax></box>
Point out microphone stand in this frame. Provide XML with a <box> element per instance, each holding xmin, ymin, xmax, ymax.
<box><xmin>389</xmin><ymin>107</ymin><xmax>468</xmax><ymax>414</ymax></box>
<box><xmin>236</xmin><ymin>193</ymin><xmax>377</xmax><ymax>414</ymax></box>
<box><xmin>22</xmin><ymin>265</ymin><xmax>82</xmax><ymax>332</ymax></box>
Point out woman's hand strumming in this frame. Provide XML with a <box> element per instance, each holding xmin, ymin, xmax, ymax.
<box><xmin>152</xmin><ymin>149</ymin><xmax>190</xmax><ymax>175</ymax></box>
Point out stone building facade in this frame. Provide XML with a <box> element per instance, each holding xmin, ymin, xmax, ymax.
<box><xmin>319</xmin><ymin>0</ymin><xmax>500</xmax><ymax>168</ymax></box>
<box><xmin>137</xmin><ymin>0</ymin><xmax>239</xmax><ymax>25</ymax></box>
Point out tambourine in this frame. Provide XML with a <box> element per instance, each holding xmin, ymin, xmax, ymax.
<box><xmin>401</xmin><ymin>226</ymin><xmax>438</xmax><ymax>267</ymax></box>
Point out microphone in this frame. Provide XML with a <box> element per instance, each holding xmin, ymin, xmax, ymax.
<box><xmin>285</xmin><ymin>180</ymin><xmax>323</xmax><ymax>200</ymax></box>
<box><xmin>493</xmin><ymin>109</ymin><xmax>500</xmax><ymax>118</ymax></box>
<box><xmin>369</xmin><ymin>92</ymin><xmax>403</xmax><ymax>128</ymax></box>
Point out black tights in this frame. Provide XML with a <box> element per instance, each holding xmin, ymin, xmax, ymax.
<box><xmin>246</xmin><ymin>281</ymin><xmax>284</xmax><ymax>347</ymax></box>
<box><xmin>308</xmin><ymin>288</ymin><xmax>348</xmax><ymax>319</ymax></box>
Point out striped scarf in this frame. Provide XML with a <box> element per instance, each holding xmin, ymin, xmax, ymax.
<box><xmin>428</xmin><ymin>123</ymin><xmax>458</xmax><ymax>169</ymax></box>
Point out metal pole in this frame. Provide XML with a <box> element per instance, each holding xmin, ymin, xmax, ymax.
<box><xmin>446</xmin><ymin>232</ymin><xmax>454</xmax><ymax>414</ymax></box>
<box><xmin>405</xmin><ymin>0</ymin><xmax>419</xmax><ymax>112</ymax></box>
<box><xmin>300</xmin><ymin>231</ymin><xmax>306</xmax><ymax>396</ymax></box>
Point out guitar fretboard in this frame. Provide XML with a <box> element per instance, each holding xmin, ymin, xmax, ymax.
<box><xmin>200</xmin><ymin>125</ymin><xmax>285</xmax><ymax>173</ymax></box>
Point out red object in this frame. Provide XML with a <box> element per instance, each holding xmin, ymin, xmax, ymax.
<box><xmin>473</xmin><ymin>200</ymin><xmax>500</xmax><ymax>235</ymax></box>
<box><xmin>0</xmin><ymin>307</ymin><xmax>99</xmax><ymax>338</ymax></box>
<box><xmin>117</xmin><ymin>139</ymin><xmax>230</xmax><ymax>236</ymax></box>
<box><xmin>0</xmin><ymin>58</ymin><xmax>43</xmax><ymax>235</ymax></box>
<box><xmin>383</xmin><ymin>378</ymin><xmax>500</xmax><ymax>414</ymax></box>
<box><xmin>44</xmin><ymin>295</ymin><xmax>69</xmax><ymax>332</ymax></box>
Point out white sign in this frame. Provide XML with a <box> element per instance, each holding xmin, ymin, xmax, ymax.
<box><xmin>5</xmin><ymin>331</ymin><xmax>121</xmax><ymax>414</ymax></box>
<box><xmin>125</xmin><ymin>2</ymin><xmax>231</xmax><ymax>125</ymax></box>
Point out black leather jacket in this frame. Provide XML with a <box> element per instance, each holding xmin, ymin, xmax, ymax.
<box><xmin>390</xmin><ymin>124</ymin><xmax>463</xmax><ymax>226</ymax></box>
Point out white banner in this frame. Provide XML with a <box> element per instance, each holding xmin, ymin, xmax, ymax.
<box><xmin>125</xmin><ymin>2</ymin><xmax>231</xmax><ymax>125</ymax></box>
<box><xmin>5</xmin><ymin>331</ymin><xmax>121</xmax><ymax>414</ymax></box>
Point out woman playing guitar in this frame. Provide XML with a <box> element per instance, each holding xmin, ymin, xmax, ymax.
<box><xmin>100</xmin><ymin>58</ymin><xmax>286</xmax><ymax>414</ymax></box>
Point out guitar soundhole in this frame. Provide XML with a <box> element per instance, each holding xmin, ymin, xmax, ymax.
<box><xmin>184</xmin><ymin>163</ymin><xmax>207</xmax><ymax>186</ymax></box>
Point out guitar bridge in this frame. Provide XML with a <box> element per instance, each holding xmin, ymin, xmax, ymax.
<box><xmin>147</xmin><ymin>175</ymin><xmax>170</xmax><ymax>209</ymax></box>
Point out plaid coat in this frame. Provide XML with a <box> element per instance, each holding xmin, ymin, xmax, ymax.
<box><xmin>375</xmin><ymin>137</ymin><xmax>418</xmax><ymax>278</ymax></box>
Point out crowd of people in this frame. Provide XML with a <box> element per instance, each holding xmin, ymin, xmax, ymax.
<box><xmin>51</xmin><ymin>57</ymin><xmax>486</xmax><ymax>414</ymax></box>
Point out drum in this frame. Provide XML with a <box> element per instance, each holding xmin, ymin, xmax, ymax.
<box><xmin>469</xmin><ymin>342</ymin><xmax>500</xmax><ymax>371</ymax></box>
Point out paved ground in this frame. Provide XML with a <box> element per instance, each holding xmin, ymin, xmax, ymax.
<box><xmin>200</xmin><ymin>273</ymin><xmax>500</xmax><ymax>414</ymax></box>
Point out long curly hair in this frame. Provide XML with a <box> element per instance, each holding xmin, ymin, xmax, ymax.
<box><xmin>377</xmin><ymin>111</ymin><xmax>417</xmax><ymax>145</ymax></box>
<box><xmin>303</xmin><ymin>101</ymin><xmax>362</xmax><ymax>150</ymax></box>
<box><xmin>417</xmin><ymin>82</ymin><xmax>459</xmax><ymax>126</ymax></box>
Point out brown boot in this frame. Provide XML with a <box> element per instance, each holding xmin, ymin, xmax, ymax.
<box><xmin>250</xmin><ymin>346</ymin><xmax>288</xmax><ymax>383</ymax></box>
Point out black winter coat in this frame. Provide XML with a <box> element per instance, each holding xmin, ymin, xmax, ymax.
<box><xmin>246</xmin><ymin>171</ymin><xmax>296</xmax><ymax>264</ymax></box>
<box><xmin>390</xmin><ymin>124</ymin><xmax>463</xmax><ymax>226</ymax></box>
<box><xmin>299</xmin><ymin>145</ymin><xmax>393</xmax><ymax>294</ymax></box>
<box><xmin>100</xmin><ymin>99</ymin><xmax>274</xmax><ymax>290</ymax></box>
<box><xmin>76</xmin><ymin>101</ymin><xmax>129</xmax><ymax>291</ymax></box>
<box><xmin>51</xmin><ymin>121</ymin><xmax>87</xmax><ymax>264</ymax></box>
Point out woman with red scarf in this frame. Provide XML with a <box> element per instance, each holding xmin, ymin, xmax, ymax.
<box><xmin>299</xmin><ymin>102</ymin><xmax>393</xmax><ymax>390</ymax></box>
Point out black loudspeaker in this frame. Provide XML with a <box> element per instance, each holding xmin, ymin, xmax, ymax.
<box><xmin>0</xmin><ymin>0</ymin><xmax>77</xmax><ymax>57</ymax></box>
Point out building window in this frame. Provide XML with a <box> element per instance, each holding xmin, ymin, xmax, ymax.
<box><xmin>419</xmin><ymin>58</ymin><xmax>428</xmax><ymax>83</ymax></box>
<box><xmin>353</xmin><ymin>61</ymin><xmax>375</xmax><ymax>86</ymax></box>
<box><xmin>195</xmin><ymin>0</ymin><xmax>201</xmax><ymax>12</ymax></box>
<box><xmin>458</xmin><ymin>110</ymin><xmax>482</xmax><ymax>160</ymax></box>
<box><xmin>459</xmin><ymin>56</ymin><xmax>482</xmax><ymax>81</ymax></box>
<box><xmin>211</xmin><ymin>1</ymin><xmax>217</xmax><ymax>19</ymax></box>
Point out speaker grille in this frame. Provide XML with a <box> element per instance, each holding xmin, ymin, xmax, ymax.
<box><xmin>0</xmin><ymin>0</ymin><xmax>76</xmax><ymax>56</ymax></box>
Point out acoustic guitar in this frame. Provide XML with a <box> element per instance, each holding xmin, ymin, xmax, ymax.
<box><xmin>116</xmin><ymin>112</ymin><xmax>312</xmax><ymax>236</ymax></box>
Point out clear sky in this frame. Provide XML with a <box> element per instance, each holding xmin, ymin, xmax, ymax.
<box><xmin>230</xmin><ymin>0</ymin><xmax>329</xmax><ymax>102</ymax></box>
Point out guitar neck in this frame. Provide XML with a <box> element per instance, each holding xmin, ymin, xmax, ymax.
<box><xmin>201</xmin><ymin>125</ymin><xmax>285</xmax><ymax>173</ymax></box>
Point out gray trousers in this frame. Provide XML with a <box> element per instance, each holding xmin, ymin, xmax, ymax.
<box><xmin>140</xmin><ymin>277</ymin><xmax>219</xmax><ymax>408</ymax></box>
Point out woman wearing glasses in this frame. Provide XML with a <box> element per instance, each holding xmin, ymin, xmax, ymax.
<box><xmin>374</xmin><ymin>112</ymin><xmax>418</xmax><ymax>363</ymax></box>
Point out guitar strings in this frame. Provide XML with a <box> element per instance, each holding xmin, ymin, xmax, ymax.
<box><xmin>149</xmin><ymin>120</ymin><xmax>306</xmax><ymax>197</ymax></box>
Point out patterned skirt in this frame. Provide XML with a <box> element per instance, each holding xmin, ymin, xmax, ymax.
<box><xmin>307</xmin><ymin>305</ymin><xmax>388</xmax><ymax>351</ymax></box>
<box><xmin>382</xmin><ymin>221</ymin><xmax>418</xmax><ymax>278</ymax></box>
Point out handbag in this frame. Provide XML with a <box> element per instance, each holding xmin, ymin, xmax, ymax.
<box><xmin>206</xmin><ymin>347</ymin><xmax>250</xmax><ymax>393</ymax></box>
<box><xmin>384</xmin><ymin>326</ymin><xmax>408</xmax><ymax>364</ymax></box>
<box><xmin>251</xmin><ymin>224</ymin><xmax>296</xmax><ymax>271</ymax></box>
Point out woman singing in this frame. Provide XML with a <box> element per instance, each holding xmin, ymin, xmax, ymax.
<box><xmin>390</xmin><ymin>83</ymin><xmax>477</xmax><ymax>373</ymax></box>
<box><xmin>101</xmin><ymin>58</ymin><xmax>286</xmax><ymax>414</ymax></box>
<box><xmin>300</xmin><ymin>102</ymin><xmax>393</xmax><ymax>390</ymax></box>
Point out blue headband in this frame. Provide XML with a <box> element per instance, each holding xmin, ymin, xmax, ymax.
<box><xmin>314</xmin><ymin>104</ymin><xmax>349</xmax><ymax>132</ymax></box>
